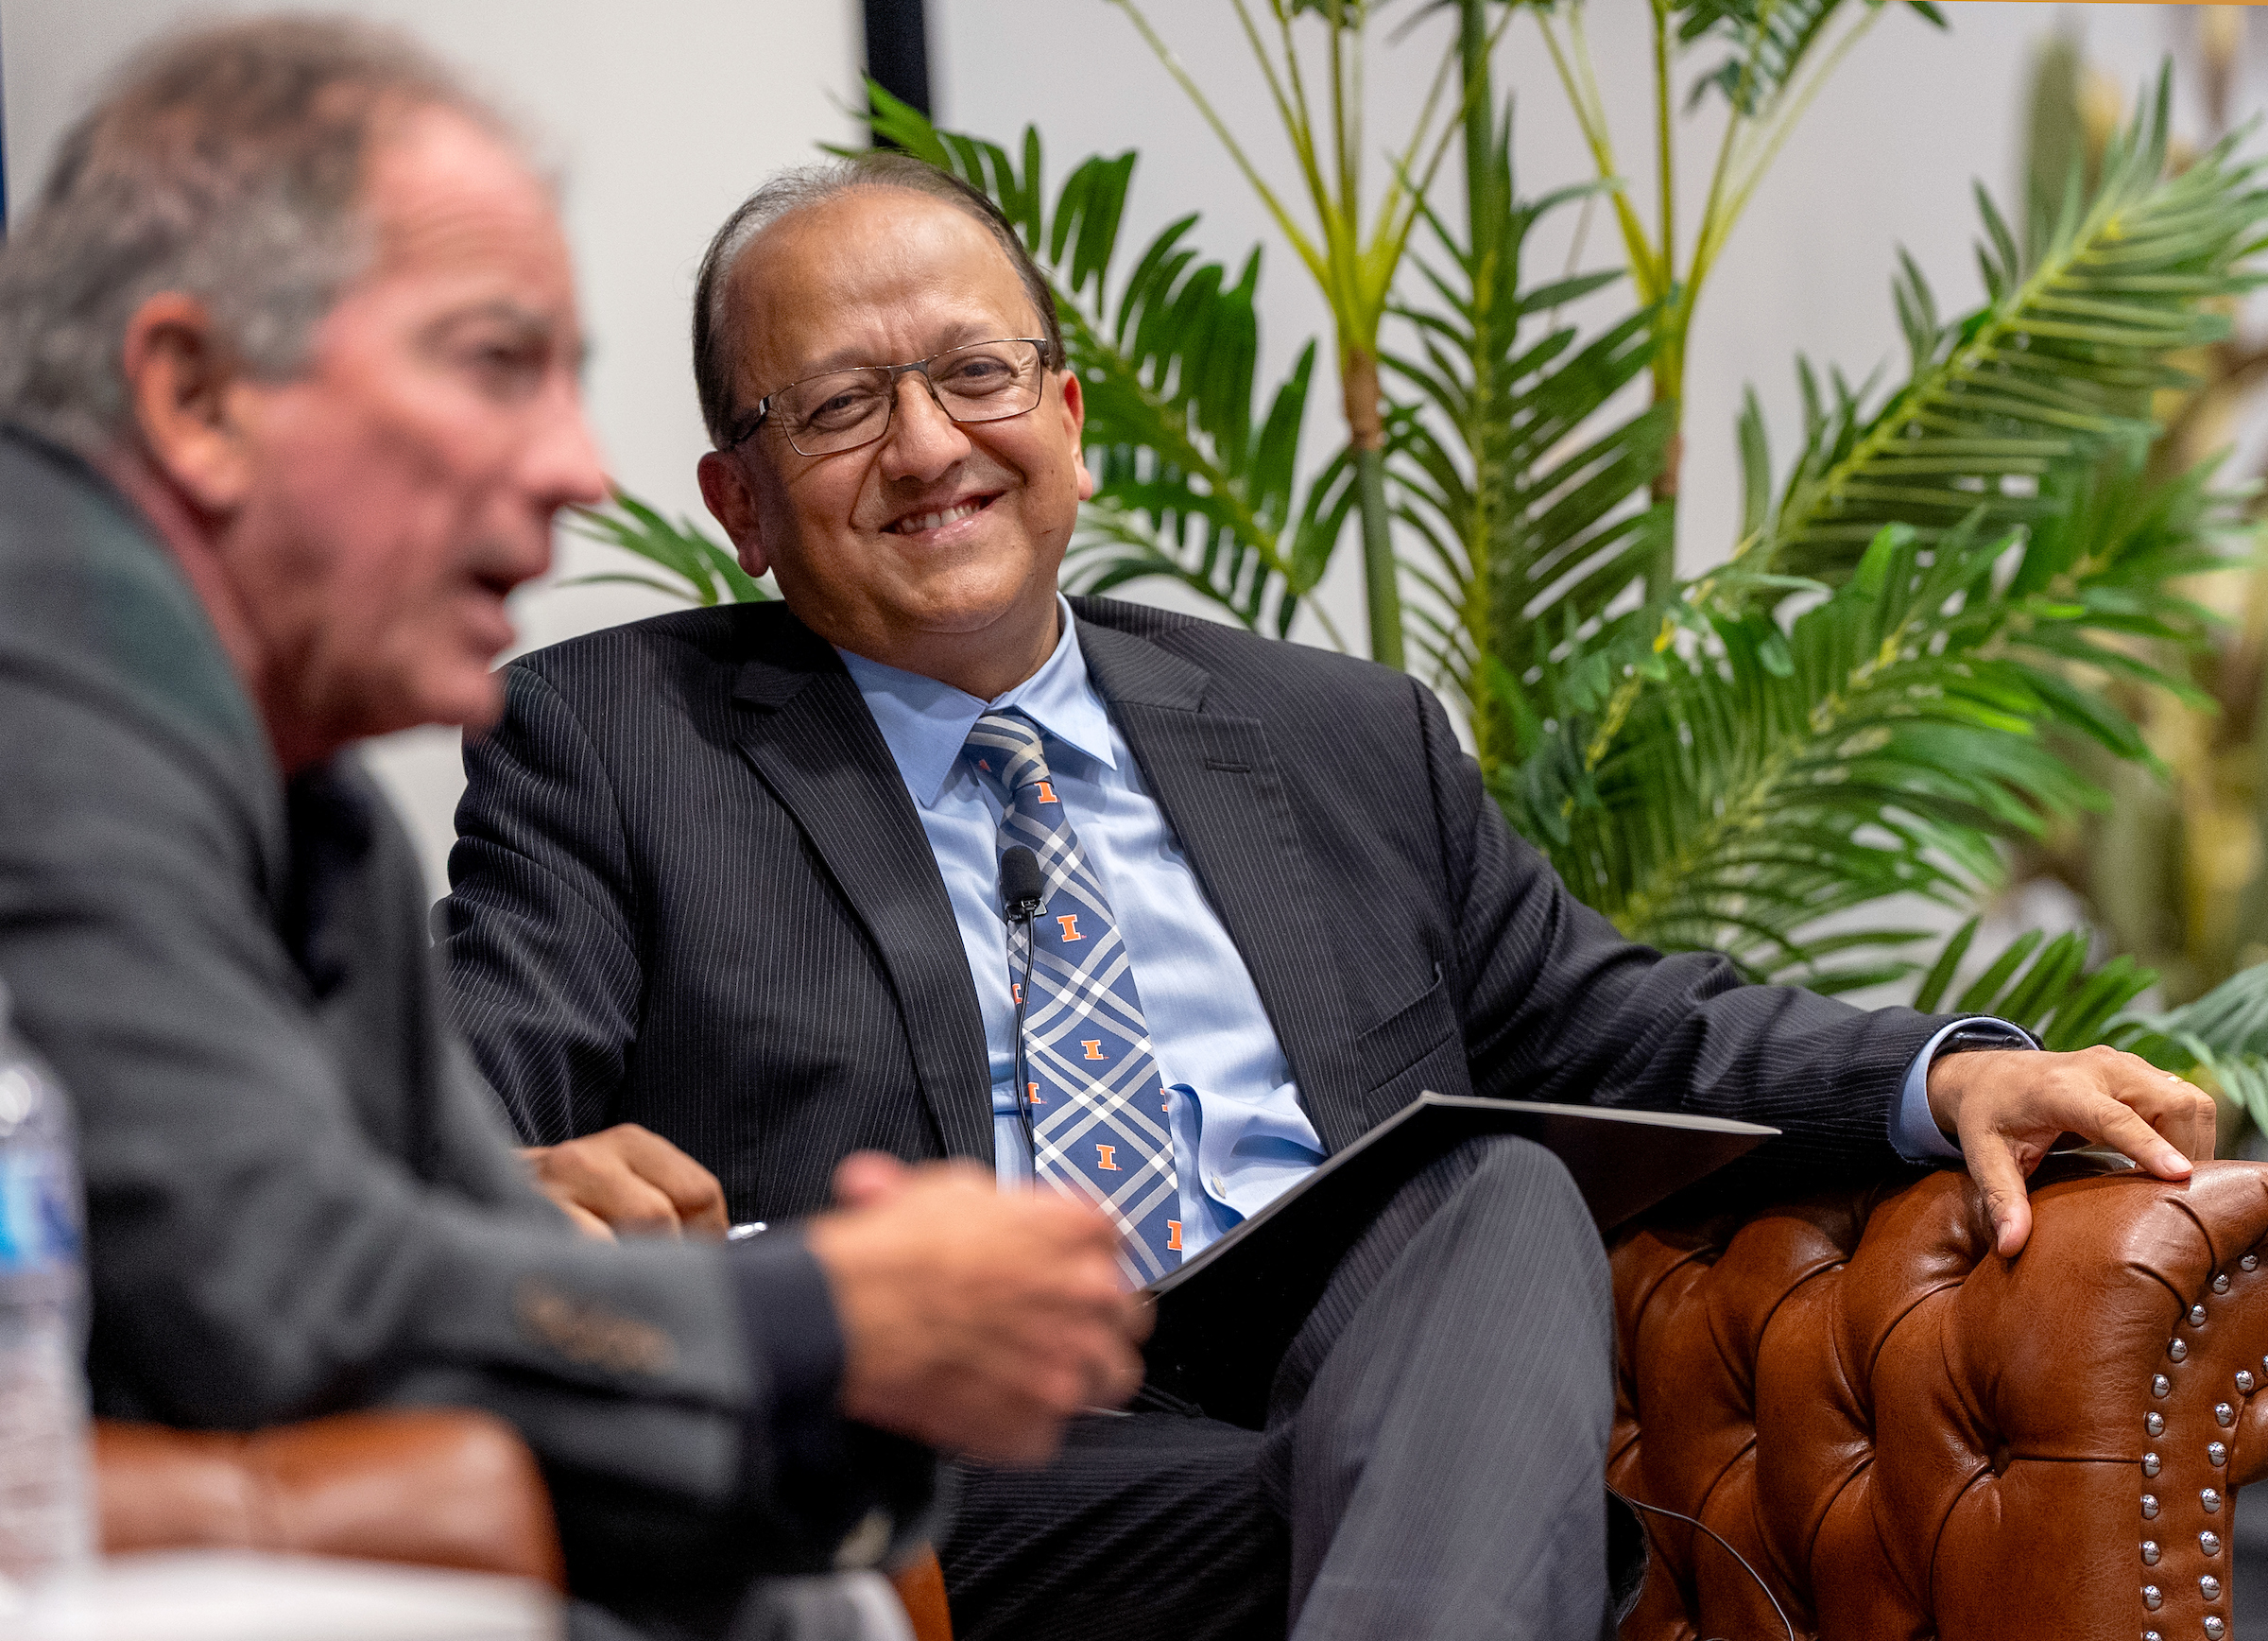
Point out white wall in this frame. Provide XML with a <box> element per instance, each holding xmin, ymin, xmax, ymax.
<box><xmin>0</xmin><ymin>1</ymin><xmax>2234</xmax><ymax>897</ymax></box>
<box><xmin>0</xmin><ymin>0</ymin><xmax>863</xmax><ymax>893</ymax></box>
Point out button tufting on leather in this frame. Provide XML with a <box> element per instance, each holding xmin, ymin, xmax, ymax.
<box><xmin>1603</xmin><ymin>1160</ymin><xmax>2268</xmax><ymax>1640</ymax></box>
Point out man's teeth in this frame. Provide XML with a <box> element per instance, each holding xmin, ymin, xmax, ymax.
<box><xmin>892</xmin><ymin>500</ymin><xmax>986</xmax><ymax>534</ymax></box>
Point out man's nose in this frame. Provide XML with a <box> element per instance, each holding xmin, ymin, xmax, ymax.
<box><xmin>876</xmin><ymin>371</ymin><xmax>971</xmax><ymax>481</ymax></box>
<box><xmin>514</xmin><ymin>377</ymin><xmax>608</xmax><ymax>579</ymax></box>
<box><xmin>527</xmin><ymin>377</ymin><xmax>610</xmax><ymax>512</ymax></box>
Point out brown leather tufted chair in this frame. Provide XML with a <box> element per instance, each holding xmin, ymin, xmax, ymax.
<box><xmin>1608</xmin><ymin>1156</ymin><xmax>2268</xmax><ymax>1641</ymax></box>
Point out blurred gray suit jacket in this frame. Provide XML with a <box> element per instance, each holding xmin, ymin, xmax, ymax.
<box><xmin>0</xmin><ymin>429</ymin><xmax>921</xmax><ymax>1631</ymax></box>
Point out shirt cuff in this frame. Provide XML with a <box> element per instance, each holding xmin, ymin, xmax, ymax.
<box><xmin>1892</xmin><ymin>1016</ymin><xmax>2038</xmax><ymax>1164</ymax></box>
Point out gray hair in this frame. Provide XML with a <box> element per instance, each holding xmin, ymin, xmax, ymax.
<box><xmin>691</xmin><ymin>152</ymin><xmax>1065</xmax><ymax>450</ymax></box>
<box><xmin>0</xmin><ymin>14</ymin><xmax>525</xmax><ymax>457</ymax></box>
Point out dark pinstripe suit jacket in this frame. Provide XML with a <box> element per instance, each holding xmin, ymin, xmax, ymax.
<box><xmin>439</xmin><ymin>596</ymin><xmax>1944</xmax><ymax>1222</ymax></box>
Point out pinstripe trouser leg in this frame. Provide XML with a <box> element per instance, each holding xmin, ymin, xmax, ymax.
<box><xmin>1262</xmin><ymin>1135</ymin><xmax>1617</xmax><ymax>1640</ymax></box>
<box><xmin>941</xmin><ymin>1134</ymin><xmax>1616</xmax><ymax>1641</ymax></box>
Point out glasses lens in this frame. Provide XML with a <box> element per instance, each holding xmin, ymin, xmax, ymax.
<box><xmin>931</xmin><ymin>340</ymin><xmax>1044</xmax><ymax>423</ymax></box>
<box><xmin>781</xmin><ymin>369</ymin><xmax>893</xmax><ymax>455</ymax></box>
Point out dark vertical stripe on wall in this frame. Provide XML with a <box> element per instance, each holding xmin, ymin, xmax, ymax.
<box><xmin>863</xmin><ymin>0</ymin><xmax>933</xmax><ymax>118</ymax></box>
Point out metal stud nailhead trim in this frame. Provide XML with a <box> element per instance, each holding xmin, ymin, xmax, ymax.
<box><xmin>2149</xmin><ymin>1412</ymin><xmax>2167</xmax><ymax>1437</ymax></box>
<box><xmin>2205</xmin><ymin>1488</ymin><xmax>2224</xmax><ymax>1512</ymax></box>
<box><xmin>2208</xmin><ymin>1617</ymin><xmax>2226</xmax><ymax>1640</ymax></box>
<box><xmin>2214</xmin><ymin>1274</ymin><xmax>2231</xmax><ymax>1294</ymax></box>
<box><xmin>2144</xmin><ymin>1540</ymin><xmax>2162</xmax><ymax>1564</ymax></box>
<box><xmin>2239</xmin><ymin>1371</ymin><xmax>2257</xmax><ymax>1395</ymax></box>
<box><xmin>2193</xmin><ymin>1304</ymin><xmax>2209</xmax><ymax>1326</ymax></box>
<box><xmin>2204</xmin><ymin>1576</ymin><xmax>2224</xmax><ymax>1601</ymax></box>
<box><xmin>2146</xmin><ymin>1454</ymin><xmax>2163</xmax><ymax>1477</ymax></box>
<box><xmin>2173</xmin><ymin>1340</ymin><xmax>2191</xmax><ymax>1362</ymax></box>
<box><xmin>2208</xmin><ymin>1442</ymin><xmax>2228</xmax><ymax>1467</ymax></box>
<box><xmin>2145</xmin><ymin>1585</ymin><xmax>2164</xmax><ymax>1610</ymax></box>
<box><xmin>2246</xmin><ymin>1254</ymin><xmax>2259</xmax><ymax>1271</ymax></box>
<box><xmin>2148</xmin><ymin>1632</ymin><xmax>2165</xmax><ymax>1641</ymax></box>
<box><xmin>2216</xmin><ymin>1402</ymin><xmax>2236</xmax><ymax>1426</ymax></box>
<box><xmin>2145</xmin><ymin>1494</ymin><xmax>2161</xmax><ymax>1518</ymax></box>
<box><xmin>2203</xmin><ymin>1531</ymin><xmax>2222</xmax><ymax>1556</ymax></box>
<box><xmin>2156</xmin><ymin>1375</ymin><xmax>2173</xmax><ymax>1398</ymax></box>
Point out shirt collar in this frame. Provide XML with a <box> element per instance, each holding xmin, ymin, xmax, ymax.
<box><xmin>835</xmin><ymin>596</ymin><xmax>1117</xmax><ymax>807</ymax></box>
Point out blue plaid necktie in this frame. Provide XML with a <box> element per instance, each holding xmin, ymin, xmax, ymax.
<box><xmin>963</xmin><ymin>711</ymin><xmax>1181</xmax><ymax>1281</ymax></box>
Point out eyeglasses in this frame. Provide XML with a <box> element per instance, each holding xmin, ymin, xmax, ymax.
<box><xmin>729</xmin><ymin>337</ymin><xmax>1051</xmax><ymax>457</ymax></box>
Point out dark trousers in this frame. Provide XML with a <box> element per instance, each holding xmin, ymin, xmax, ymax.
<box><xmin>941</xmin><ymin>1137</ymin><xmax>1621</xmax><ymax>1640</ymax></box>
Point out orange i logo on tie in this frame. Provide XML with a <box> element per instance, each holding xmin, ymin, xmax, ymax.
<box><xmin>1036</xmin><ymin>781</ymin><xmax>1059</xmax><ymax>803</ymax></box>
<box><xmin>1026</xmin><ymin>1080</ymin><xmax>1043</xmax><ymax>1106</ymax></box>
<box><xmin>1081</xmin><ymin>1041</ymin><xmax>1105</xmax><ymax>1061</ymax></box>
<box><xmin>1057</xmin><ymin>914</ymin><xmax>1083</xmax><ymax>941</ymax></box>
<box><xmin>1166</xmin><ymin>1221</ymin><xmax>1183</xmax><ymax>1252</ymax></box>
<box><xmin>1095</xmin><ymin>1144</ymin><xmax>1119</xmax><ymax>1171</ymax></box>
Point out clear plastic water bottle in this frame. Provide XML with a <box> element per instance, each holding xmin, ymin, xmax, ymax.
<box><xmin>0</xmin><ymin>981</ymin><xmax>93</xmax><ymax>1593</ymax></box>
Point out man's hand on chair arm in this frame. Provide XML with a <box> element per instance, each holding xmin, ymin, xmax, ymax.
<box><xmin>1928</xmin><ymin>1044</ymin><xmax>2219</xmax><ymax>1257</ymax></box>
<box><xmin>806</xmin><ymin>1153</ymin><xmax>1148</xmax><ymax>1467</ymax></box>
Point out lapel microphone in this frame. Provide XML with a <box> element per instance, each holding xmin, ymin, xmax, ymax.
<box><xmin>998</xmin><ymin>846</ymin><xmax>1045</xmax><ymax>1165</ymax></box>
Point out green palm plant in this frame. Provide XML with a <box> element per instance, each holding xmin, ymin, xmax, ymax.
<box><xmin>1741</xmin><ymin>70</ymin><xmax>2268</xmax><ymax>585</ymax></box>
<box><xmin>1521</xmin><ymin>0</ymin><xmax>1946</xmax><ymax>596</ymax></box>
<box><xmin>1555</xmin><ymin>500</ymin><xmax>2223</xmax><ymax>990</ymax></box>
<box><xmin>1386</xmin><ymin>2</ymin><xmax>1674</xmax><ymax>785</ymax></box>
<box><xmin>1105</xmin><ymin>0</ymin><xmax>1490</xmax><ymax>666</ymax></box>
<box><xmin>1452</xmin><ymin>73</ymin><xmax>2268</xmax><ymax>999</ymax></box>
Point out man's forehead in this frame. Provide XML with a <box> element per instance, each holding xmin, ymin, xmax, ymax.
<box><xmin>364</xmin><ymin>108</ymin><xmax>568</xmax><ymax>278</ymax></box>
<box><xmin>730</xmin><ymin>191</ymin><xmax>1032</xmax><ymax>378</ymax></box>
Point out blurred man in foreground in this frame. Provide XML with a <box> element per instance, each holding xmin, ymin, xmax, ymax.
<box><xmin>0</xmin><ymin>19</ymin><xmax>1142</xmax><ymax>1638</ymax></box>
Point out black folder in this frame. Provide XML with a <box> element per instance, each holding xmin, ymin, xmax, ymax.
<box><xmin>1139</xmin><ymin>1094</ymin><xmax>1776</xmax><ymax>1428</ymax></box>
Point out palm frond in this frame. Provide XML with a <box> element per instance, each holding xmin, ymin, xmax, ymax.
<box><xmin>1909</xmin><ymin>916</ymin><xmax>2156</xmax><ymax>1050</ymax></box>
<box><xmin>2114</xmin><ymin>960</ymin><xmax>2268</xmax><ymax>1130</ymax></box>
<box><xmin>1383</xmin><ymin>99</ymin><xmax>1671</xmax><ymax>779</ymax></box>
<box><xmin>1550</xmin><ymin>492</ymin><xmax>2216</xmax><ymax>985</ymax></box>
<box><xmin>863</xmin><ymin>85</ymin><xmax>1345</xmax><ymax>641</ymax></box>
<box><xmin>1748</xmin><ymin>68</ymin><xmax>2268</xmax><ymax>584</ymax></box>
<box><xmin>1675</xmin><ymin>0</ymin><xmax>1944</xmax><ymax>116</ymax></box>
<box><xmin>563</xmin><ymin>493</ymin><xmax>768</xmax><ymax>606</ymax></box>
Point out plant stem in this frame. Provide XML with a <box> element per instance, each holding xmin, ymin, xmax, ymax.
<box><xmin>1652</xmin><ymin>0</ymin><xmax>1675</xmax><ymax>300</ymax></box>
<box><xmin>1457</xmin><ymin>0</ymin><xmax>1497</xmax><ymax>758</ymax></box>
<box><xmin>1460</xmin><ymin>0</ymin><xmax>1491</xmax><ymax>225</ymax></box>
<box><xmin>1356</xmin><ymin>443</ymin><xmax>1403</xmax><ymax>668</ymax></box>
<box><xmin>1342</xmin><ymin>341</ymin><xmax>1401</xmax><ymax>666</ymax></box>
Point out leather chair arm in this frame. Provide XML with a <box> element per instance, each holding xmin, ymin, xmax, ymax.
<box><xmin>93</xmin><ymin>1408</ymin><xmax>565</xmax><ymax>1590</ymax></box>
<box><xmin>1608</xmin><ymin>1157</ymin><xmax>2268</xmax><ymax>1641</ymax></box>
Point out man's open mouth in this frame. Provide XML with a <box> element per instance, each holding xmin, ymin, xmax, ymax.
<box><xmin>885</xmin><ymin>493</ymin><xmax>1000</xmax><ymax>535</ymax></box>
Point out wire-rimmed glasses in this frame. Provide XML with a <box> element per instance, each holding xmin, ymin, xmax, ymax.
<box><xmin>730</xmin><ymin>337</ymin><xmax>1050</xmax><ymax>457</ymax></box>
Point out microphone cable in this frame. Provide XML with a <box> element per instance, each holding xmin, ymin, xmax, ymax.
<box><xmin>1606</xmin><ymin>1489</ymin><xmax>1795</xmax><ymax>1641</ymax></box>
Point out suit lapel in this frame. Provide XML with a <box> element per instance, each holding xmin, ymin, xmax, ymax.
<box><xmin>730</xmin><ymin>619</ymin><xmax>992</xmax><ymax>1163</ymax></box>
<box><xmin>1076</xmin><ymin>620</ymin><xmax>1369</xmax><ymax>1153</ymax></box>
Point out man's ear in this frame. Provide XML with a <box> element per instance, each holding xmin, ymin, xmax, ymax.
<box><xmin>1058</xmin><ymin>371</ymin><xmax>1095</xmax><ymax>503</ymax></box>
<box><xmin>696</xmin><ymin>449</ymin><xmax>771</xmax><ymax>579</ymax></box>
<box><xmin>119</xmin><ymin>293</ymin><xmax>259</xmax><ymax>515</ymax></box>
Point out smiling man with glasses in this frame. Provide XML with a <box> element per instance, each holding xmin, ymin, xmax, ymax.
<box><xmin>439</xmin><ymin>153</ymin><xmax>2220</xmax><ymax>1641</ymax></box>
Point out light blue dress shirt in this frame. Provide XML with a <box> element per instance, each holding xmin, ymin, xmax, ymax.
<box><xmin>838</xmin><ymin>599</ymin><xmax>2014</xmax><ymax>1258</ymax></box>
